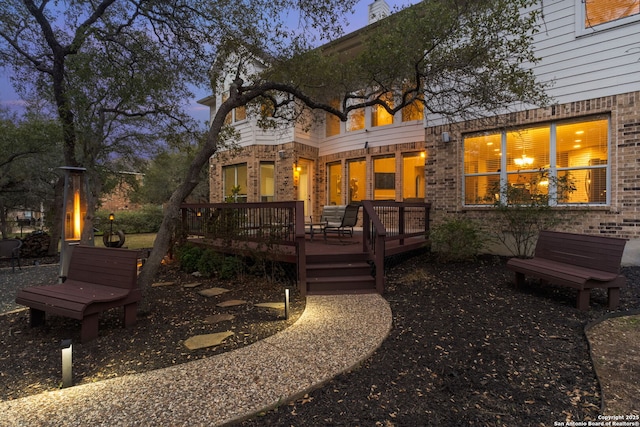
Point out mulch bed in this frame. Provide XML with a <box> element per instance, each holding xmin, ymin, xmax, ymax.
<box><xmin>1</xmin><ymin>252</ymin><xmax>639</xmax><ymax>426</ymax></box>
<box><xmin>238</xmin><ymin>253</ymin><xmax>640</xmax><ymax>427</ymax></box>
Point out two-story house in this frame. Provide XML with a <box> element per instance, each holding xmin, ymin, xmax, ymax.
<box><xmin>199</xmin><ymin>0</ymin><xmax>640</xmax><ymax>265</ymax></box>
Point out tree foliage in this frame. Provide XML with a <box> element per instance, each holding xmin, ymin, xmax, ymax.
<box><xmin>0</xmin><ymin>111</ymin><xmax>62</xmax><ymax>238</ymax></box>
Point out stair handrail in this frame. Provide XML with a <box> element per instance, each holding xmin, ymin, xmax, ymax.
<box><xmin>361</xmin><ymin>200</ymin><xmax>386</xmax><ymax>293</ymax></box>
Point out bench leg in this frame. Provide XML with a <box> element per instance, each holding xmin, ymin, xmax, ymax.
<box><xmin>513</xmin><ymin>272</ymin><xmax>525</xmax><ymax>288</ymax></box>
<box><xmin>29</xmin><ymin>308</ymin><xmax>46</xmax><ymax>327</ymax></box>
<box><xmin>576</xmin><ymin>289</ymin><xmax>590</xmax><ymax>311</ymax></box>
<box><xmin>607</xmin><ymin>288</ymin><xmax>620</xmax><ymax>310</ymax></box>
<box><xmin>80</xmin><ymin>313</ymin><xmax>100</xmax><ymax>343</ymax></box>
<box><xmin>123</xmin><ymin>302</ymin><xmax>138</xmax><ymax>328</ymax></box>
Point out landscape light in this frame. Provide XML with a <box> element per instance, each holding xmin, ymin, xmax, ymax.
<box><xmin>61</xmin><ymin>339</ymin><xmax>73</xmax><ymax>388</ymax></box>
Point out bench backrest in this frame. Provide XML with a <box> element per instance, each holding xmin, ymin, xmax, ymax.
<box><xmin>0</xmin><ymin>239</ymin><xmax>21</xmax><ymax>258</ymax></box>
<box><xmin>320</xmin><ymin>205</ymin><xmax>346</xmax><ymax>225</ymax></box>
<box><xmin>67</xmin><ymin>245</ymin><xmax>139</xmax><ymax>290</ymax></box>
<box><xmin>534</xmin><ymin>230</ymin><xmax>627</xmax><ymax>273</ymax></box>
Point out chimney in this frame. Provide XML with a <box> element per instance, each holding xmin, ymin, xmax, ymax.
<box><xmin>368</xmin><ymin>0</ymin><xmax>390</xmax><ymax>24</ymax></box>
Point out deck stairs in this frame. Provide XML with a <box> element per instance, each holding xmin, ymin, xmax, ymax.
<box><xmin>305</xmin><ymin>252</ymin><xmax>377</xmax><ymax>294</ymax></box>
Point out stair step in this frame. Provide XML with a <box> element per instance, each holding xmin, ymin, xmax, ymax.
<box><xmin>306</xmin><ymin>275</ymin><xmax>376</xmax><ymax>294</ymax></box>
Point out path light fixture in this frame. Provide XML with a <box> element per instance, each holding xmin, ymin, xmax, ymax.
<box><xmin>284</xmin><ymin>288</ymin><xmax>290</xmax><ymax>320</ymax></box>
<box><xmin>61</xmin><ymin>339</ymin><xmax>73</xmax><ymax>388</ymax></box>
<box><xmin>60</xmin><ymin>167</ymin><xmax>92</xmax><ymax>281</ymax></box>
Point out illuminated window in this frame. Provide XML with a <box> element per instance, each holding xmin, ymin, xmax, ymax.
<box><xmin>326</xmin><ymin>99</ymin><xmax>341</xmax><ymax>137</ymax></box>
<box><xmin>402</xmin><ymin>94</ymin><xmax>424</xmax><ymax>122</ymax></box>
<box><xmin>260</xmin><ymin>163</ymin><xmax>275</xmax><ymax>202</ymax></box>
<box><xmin>222</xmin><ymin>91</ymin><xmax>247</xmax><ymax>124</ymax></box>
<box><xmin>371</xmin><ymin>93</ymin><xmax>394</xmax><ymax>127</ymax></box>
<box><xmin>373</xmin><ymin>156</ymin><xmax>396</xmax><ymax>200</ymax></box>
<box><xmin>402</xmin><ymin>153</ymin><xmax>425</xmax><ymax>200</ymax></box>
<box><xmin>223</xmin><ymin>164</ymin><xmax>247</xmax><ymax>202</ymax></box>
<box><xmin>327</xmin><ymin>162</ymin><xmax>342</xmax><ymax>205</ymax></box>
<box><xmin>347</xmin><ymin>109</ymin><xmax>365</xmax><ymax>132</ymax></box>
<box><xmin>584</xmin><ymin>0</ymin><xmax>639</xmax><ymax>28</ymax></box>
<box><xmin>463</xmin><ymin>117</ymin><xmax>609</xmax><ymax>205</ymax></box>
<box><xmin>347</xmin><ymin>159</ymin><xmax>366</xmax><ymax>202</ymax></box>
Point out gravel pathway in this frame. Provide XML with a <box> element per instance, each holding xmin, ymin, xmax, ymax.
<box><xmin>0</xmin><ymin>293</ymin><xmax>392</xmax><ymax>426</ymax></box>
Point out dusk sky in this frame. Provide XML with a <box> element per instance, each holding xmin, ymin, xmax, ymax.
<box><xmin>0</xmin><ymin>0</ymin><xmax>415</xmax><ymax>124</ymax></box>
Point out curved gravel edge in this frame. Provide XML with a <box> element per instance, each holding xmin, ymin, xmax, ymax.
<box><xmin>0</xmin><ymin>293</ymin><xmax>392</xmax><ymax>427</ymax></box>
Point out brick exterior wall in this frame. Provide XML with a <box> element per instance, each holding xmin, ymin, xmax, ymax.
<box><xmin>424</xmin><ymin>92</ymin><xmax>640</xmax><ymax>243</ymax></box>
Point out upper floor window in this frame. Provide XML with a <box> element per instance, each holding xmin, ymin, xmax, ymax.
<box><xmin>222</xmin><ymin>91</ymin><xmax>247</xmax><ymax>124</ymax></box>
<box><xmin>582</xmin><ymin>0</ymin><xmax>640</xmax><ymax>30</ymax></box>
<box><xmin>347</xmin><ymin>109</ymin><xmax>365</xmax><ymax>132</ymax></box>
<box><xmin>401</xmin><ymin>88</ymin><xmax>424</xmax><ymax>122</ymax></box>
<box><xmin>326</xmin><ymin>99</ymin><xmax>341</xmax><ymax>137</ymax></box>
<box><xmin>371</xmin><ymin>93</ymin><xmax>394</xmax><ymax>127</ymax></box>
<box><xmin>463</xmin><ymin>117</ymin><xmax>609</xmax><ymax>206</ymax></box>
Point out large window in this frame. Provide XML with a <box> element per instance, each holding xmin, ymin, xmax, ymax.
<box><xmin>327</xmin><ymin>162</ymin><xmax>342</xmax><ymax>205</ymax></box>
<box><xmin>223</xmin><ymin>164</ymin><xmax>247</xmax><ymax>202</ymax></box>
<box><xmin>260</xmin><ymin>162</ymin><xmax>275</xmax><ymax>202</ymax></box>
<box><xmin>463</xmin><ymin>117</ymin><xmax>609</xmax><ymax>206</ymax></box>
<box><xmin>583</xmin><ymin>0</ymin><xmax>640</xmax><ymax>29</ymax></box>
<box><xmin>403</xmin><ymin>153</ymin><xmax>426</xmax><ymax>200</ymax></box>
<box><xmin>347</xmin><ymin>159</ymin><xmax>366</xmax><ymax>202</ymax></box>
<box><xmin>373</xmin><ymin>156</ymin><xmax>396</xmax><ymax>200</ymax></box>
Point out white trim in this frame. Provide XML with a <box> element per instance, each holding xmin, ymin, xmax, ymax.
<box><xmin>575</xmin><ymin>0</ymin><xmax>640</xmax><ymax>37</ymax></box>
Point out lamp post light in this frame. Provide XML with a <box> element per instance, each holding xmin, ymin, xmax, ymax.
<box><xmin>61</xmin><ymin>339</ymin><xmax>73</xmax><ymax>388</ymax></box>
<box><xmin>59</xmin><ymin>167</ymin><xmax>92</xmax><ymax>282</ymax></box>
<box><xmin>108</xmin><ymin>213</ymin><xmax>115</xmax><ymax>246</ymax></box>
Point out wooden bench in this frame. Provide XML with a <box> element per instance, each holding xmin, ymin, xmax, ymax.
<box><xmin>15</xmin><ymin>245</ymin><xmax>141</xmax><ymax>342</ymax></box>
<box><xmin>506</xmin><ymin>230</ymin><xmax>627</xmax><ymax>311</ymax></box>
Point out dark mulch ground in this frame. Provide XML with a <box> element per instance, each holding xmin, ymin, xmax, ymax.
<box><xmin>1</xmin><ymin>252</ymin><xmax>639</xmax><ymax>426</ymax></box>
<box><xmin>238</xmin><ymin>253</ymin><xmax>640</xmax><ymax>427</ymax></box>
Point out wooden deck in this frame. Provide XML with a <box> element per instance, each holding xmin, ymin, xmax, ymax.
<box><xmin>181</xmin><ymin>200</ymin><xmax>431</xmax><ymax>295</ymax></box>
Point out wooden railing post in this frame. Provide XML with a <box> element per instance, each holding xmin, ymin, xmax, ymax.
<box><xmin>294</xmin><ymin>201</ymin><xmax>307</xmax><ymax>297</ymax></box>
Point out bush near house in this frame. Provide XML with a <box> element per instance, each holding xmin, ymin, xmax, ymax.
<box><xmin>430</xmin><ymin>218</ymin><xmax>484</xmax><ymax>263</ymax></box>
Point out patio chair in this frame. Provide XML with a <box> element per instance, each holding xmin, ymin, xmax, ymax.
<box><xmin>0</xmin><ymin>238</ymin><xmax>22</xmax><ymax>272</ymax></box>
<box><xmin>323</xmin><ymin>203</ymin><xmax>360</xmax><ymax>240</ymax></box>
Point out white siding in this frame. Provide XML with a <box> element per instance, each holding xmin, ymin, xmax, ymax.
<box><xmin>533</xmin><ymin>0</ymin><xmax>640</xmax><ymax>104</ymax></box>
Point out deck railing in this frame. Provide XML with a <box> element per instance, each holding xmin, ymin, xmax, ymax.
<box><xmin>362</xmin><ymin>201</ymin><xmax>431</xmax><ymax>292</ymax></box>
<box><xmin>180</xmin><ymin>200</ymin><xmax>429</xmax><ymax>295</ymax></box>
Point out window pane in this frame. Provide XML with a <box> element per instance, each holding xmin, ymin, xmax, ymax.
<box><xmin>585</xmin><ymin>0</ymin><xmax>640</xmax><ymax>27</ymax></box>
<box><xmin>506</xmin><ymin>172</ymin><xmax>549</xmax><ymax>204</ymax></box>
<box><xmin>371</xmin><ymin>93</ymin><xmax>394</xmax><ymax>127</ymax></box>
<box><xmin>402</xmin><ymin>153</ymin><xmax>426</xmax><ymax>200</ymax></box>
<box><xmin>347</xmin><ymin>159</ymin><xmax>366</xmax><ymax>202</ymax></box>
<box><xmin>464</xmin><ymin>133</ymin><xmax>502</xmax><ymax>174</ymax></box>
<box><xmin>464</xmin><ymin>175</ymin><xmax>498</xmax><ymax>205</ymax></box>
<box><xmin>223</xmin><ymin>164</ymin><xmax>247</xmax><ymax>202</ymax></box>
<box><xmin>326</xmin><ymin>99</ymin><xmax>341</xmax><ymax>137</ymax></box>
<box><xmin>235</xmin><ymin>105</ymin><xmax>246</xmax><ymax>122</ymax></box>
<box><xmin>373</xmin><ymin>156</ymin><xmax>395</xmax><ymax>200</ymax></box>
<box><xmin>347</xmin><ymin>109</ymin><xmax>365</xmax><ymax>132</ymax></box>
<box><xmin>506</xmin><ymin>126</ymin><xmax>549</xmax><ymax>172</ymax></box>
<box><xmin>260</xmin><ymin>163</ymin><xmax>274</xmax><ymax>202</ymax></box>
<box><xmin>327</xmin><ymin>162</ymin><xmax>342</xmax><ymax>205</ymax></box>
<box><xmin>556</xmin><ymin>119</ymin><xmax>608</xmax><ymax>166</ymax></box>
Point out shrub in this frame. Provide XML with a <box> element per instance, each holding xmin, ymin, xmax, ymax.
<box><xmin>176</xmin><ymin>244</ymin><xmax>203</xmax><ymax>273</ymax></box>
<box><xmin>197</xmin><ymin>249</ymin><xmax>223</xmax><ymax>278</ymax></box>
<box><xmin>219</xmin><ymin>255</ymin><xmax>244</xmax><ymax>280</ymax></box>
<box><xmin>95</xmin><ymin>205</ymin><xmax>163</xmax><ymax>234</ymax></box>
<box><xmin>430</xmin><ymin>218</ymin><xmax>483</xmax><ymax>262</ymax></box>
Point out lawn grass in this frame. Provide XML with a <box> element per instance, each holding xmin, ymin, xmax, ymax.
<box><xmin>121</xmin><ymin>233</ymin><xmax>156</xmax><ymax>249</ymax></box>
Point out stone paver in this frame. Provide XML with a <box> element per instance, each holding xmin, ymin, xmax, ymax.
<box><xmin>199</xmin><ymin>287</ymin><xmax>230</xmax><ymax>297</ymax></box>
<box><xmin>217</xmin><ymin>299</ymin><xmax>246</xmax><ymax>307</ymax></box>
<box><xmin>183</xmin><ymin>331</ymin><xmax>234</xmax><ymax>350</ymax></box>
